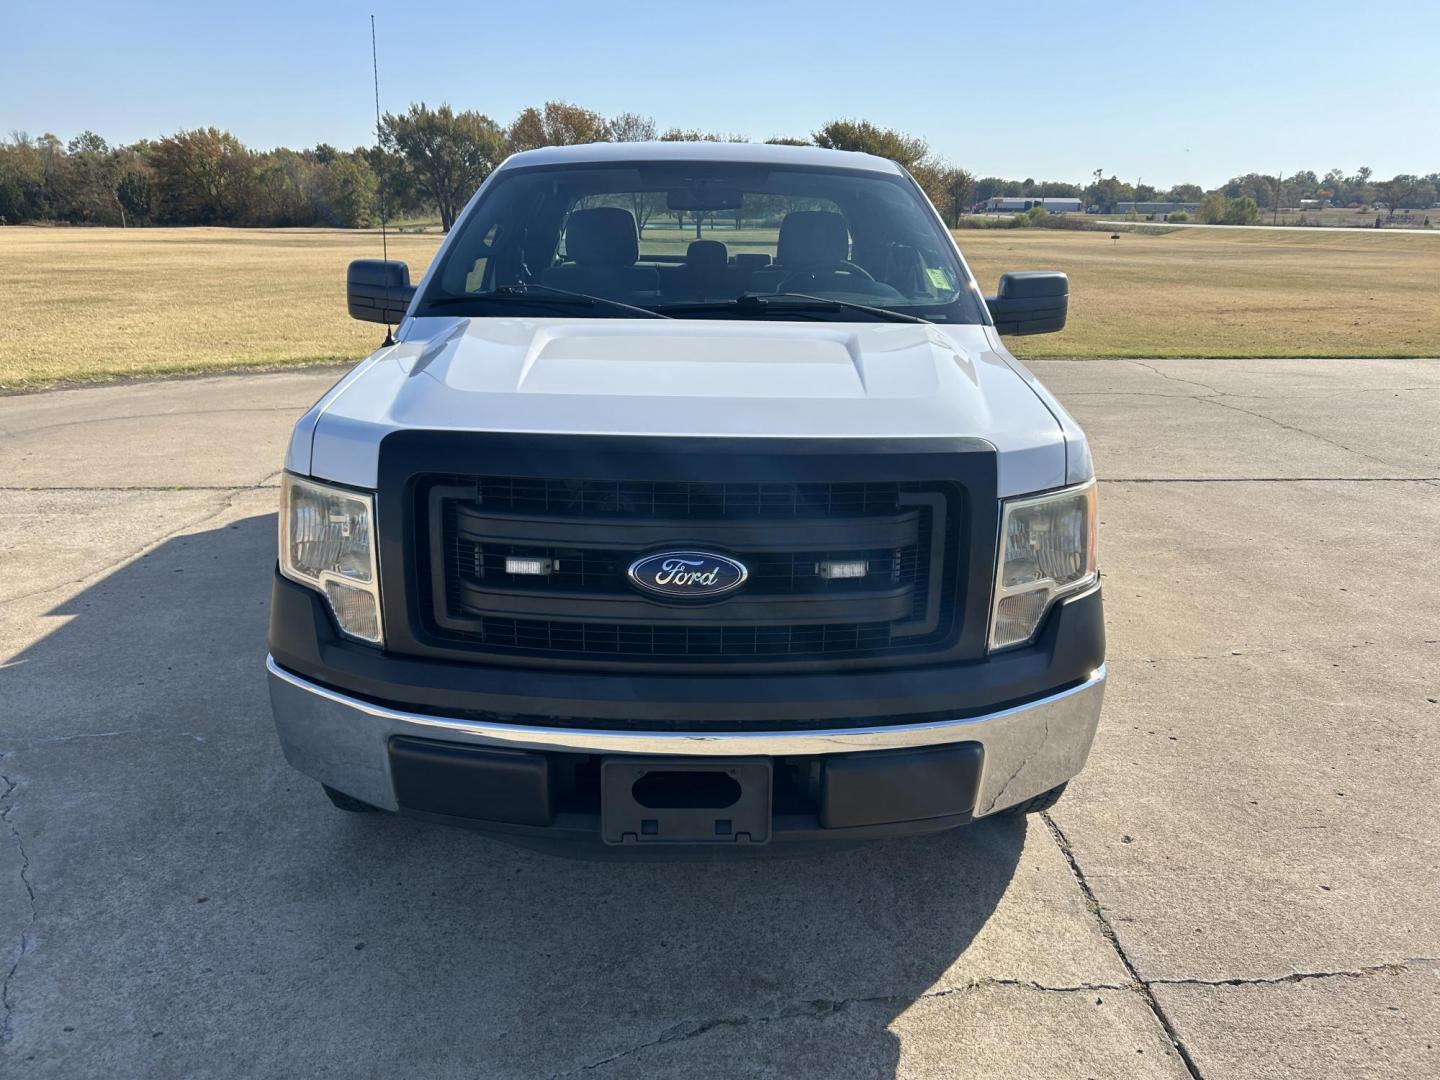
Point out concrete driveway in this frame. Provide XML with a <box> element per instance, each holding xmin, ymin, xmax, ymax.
<box><xmin>2</xmin><ymin>359</ymin><xmax>1437</xmax><ymax>1079</ymax></box>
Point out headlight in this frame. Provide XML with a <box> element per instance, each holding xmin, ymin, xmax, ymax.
<box><xmin>988</xmin><ymin>481</ymin><xmax>1097</xmax><ymax>651</ymax></box>
<box><xmin>279</xmin><ymin>474</ymin><xmax>383</xmax><ymax>645</ymax></box>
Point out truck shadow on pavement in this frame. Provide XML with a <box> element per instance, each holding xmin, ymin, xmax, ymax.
<box><xmin>2</xmin><ymin>510</ymin><xmax>1027</xmax><ymax>1079</ymax></box>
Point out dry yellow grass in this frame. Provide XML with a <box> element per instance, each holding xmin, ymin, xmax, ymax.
<box><xmin>0</xmin><ymin>227</ymin><xmax>442</xmax><ymax>390</ymax></box>
<box><xmin>2</xmin><ymin>223</ymin><xmax>1436</xmax><ymax>389</ymax></box>
<box><xmin>957</xmin><ymin>226</ymin><xmax>1440</xmax><ymax>360</ymax></box>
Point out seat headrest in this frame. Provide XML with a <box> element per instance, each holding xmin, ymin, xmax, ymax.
<box><xmin>565</xmin><ymin>208</ymin><xmax>639</xmax><ymax>266</ymax></box>
<box><xmin>777</xmin><ymin>211</ymin><xmax>849</xmax><ymax>267</ymax></box>
<box><xmin>686</xmin><ymin>239</ymin><xmax>728</xmax><ymax>272</ymax></box>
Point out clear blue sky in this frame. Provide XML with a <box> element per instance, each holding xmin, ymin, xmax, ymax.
<box><xmin>5</xmin><ymin>0</ymin><xmax>1435</xmax><ymax>188</ymax></box>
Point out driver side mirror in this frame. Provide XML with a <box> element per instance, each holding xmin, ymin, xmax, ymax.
<box><xmin>986</xmin><ymin>271</ymin><xmax>1068</xmax><ymax>335</ymax></box>
<box><xmin>347</xmin><ymin>259</ymin><xmax>415</xmax><ymax>324</ymax></box>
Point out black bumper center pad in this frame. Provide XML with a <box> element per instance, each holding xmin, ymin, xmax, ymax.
<box><xmin>389</xmin><ymin>737</ymin><xmax>554</xmax><ymax>826</ymax></box>
<box><xmin>820</xmin><ymin>743</ymin><xmax>983</xmax><ymax>829</ymax></box>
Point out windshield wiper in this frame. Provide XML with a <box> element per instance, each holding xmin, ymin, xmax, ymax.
<box><xmin>423</xmin><ymin>283</ymin><xmax>670</xmax><ymax>320</ymax></box>
<box><xmin>656</xmin><ymin>293</ymin><xmax>930</xmax><ymax>324</ymax></box>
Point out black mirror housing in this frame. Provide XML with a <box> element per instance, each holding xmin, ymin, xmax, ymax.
<box><xmin>986</xmin><ymin>271</ymin><xmax>1068</xmax><ymax>335</ymax></box>
<box><xmin>347</xmin><ymin>259</ymin><xmax>415</xmax><ymax>324</ymax></box>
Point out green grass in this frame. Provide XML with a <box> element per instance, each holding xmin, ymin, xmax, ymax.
<box><xmin>1</xmin><ymin>223</ymin><xmax>1436</xmax><ymax>390</ymax></box>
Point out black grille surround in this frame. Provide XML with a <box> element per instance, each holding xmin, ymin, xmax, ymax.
<box><xmin>376</xmin><ymin>432</ymin><xmax>1001</xmax><ymax>675</ymax></box>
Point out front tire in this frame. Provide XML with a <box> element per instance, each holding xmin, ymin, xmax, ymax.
<box><xmin>998</xmin><ymin>782</ymin><xmax>1068</xmax><ymax>817</ymax></box>
<box><xmin>321</xmin><ymin>784</ymin><xmax>382</xmax><ymax>813</ymax></box>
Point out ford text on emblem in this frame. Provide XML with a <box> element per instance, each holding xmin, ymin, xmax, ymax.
<box><xmin>627</xmin><ymin>551</ymin><xmax>748</xmax><ymax>599</ymax></box>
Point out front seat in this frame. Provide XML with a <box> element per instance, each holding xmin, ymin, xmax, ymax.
<box><xmin>541</xmin><ymin>207</ymin><xmax>658</xmax><ymax>298</ymax></box>
<box><xmin>754</xmin><ymin>210</ymin><xmax>895</xmax><ymax>298</ymax></box>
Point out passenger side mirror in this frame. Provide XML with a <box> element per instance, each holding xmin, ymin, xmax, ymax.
<box><xmin>985</xmin><ymin>272</ymin><xmax>1068</xmax><ymax>335</ymax></box>
<box><xmin>347</xmin><ymin>259</ymin><xmax>415</xmax><ymax>324</ymax></box>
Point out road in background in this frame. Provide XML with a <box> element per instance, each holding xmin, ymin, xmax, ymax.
<box><xmin>2</xmin><ymin>359</ymin><xmax>1438</xmax><ymax>1078</ymax></box>
<box><xmin>1095</xmin><ymin>220</ymin><xmax>1440</xmax><ymax>235</ymax></box>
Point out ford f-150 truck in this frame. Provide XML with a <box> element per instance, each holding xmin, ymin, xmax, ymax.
<box><xmin>267</xmin><ymin>141</ymin><xmax>1104</xmax><ymax>853</ymax></box>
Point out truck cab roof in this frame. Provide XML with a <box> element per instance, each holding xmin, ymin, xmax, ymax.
<box><xmin>495</xmin><ymin>141</ymin><xmax>906</xmax><ymax>176</ymax></box>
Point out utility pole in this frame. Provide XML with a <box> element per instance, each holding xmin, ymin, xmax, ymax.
<box><xmin>1274</xmin><ymin>170</ymin><xmax>1282</xmax><ymax>225</ymax></box>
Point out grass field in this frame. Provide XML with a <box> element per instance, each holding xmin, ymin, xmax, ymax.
<box><xmin>2</xmin><ymin>224</ymin><xmax>1436</xmax><ymax>389</ymax></box>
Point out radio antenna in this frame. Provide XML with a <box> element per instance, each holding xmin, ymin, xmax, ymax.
<box><xmin>370</xmin><ymin>14</ymin><xmax>394</xmax><ymax>345</ymax></box>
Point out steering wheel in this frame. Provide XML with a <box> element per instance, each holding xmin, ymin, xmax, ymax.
<box><xmin>776</xmin><ymin>262</ymin><xmax>876</xmax><ymax>294</ymax></box>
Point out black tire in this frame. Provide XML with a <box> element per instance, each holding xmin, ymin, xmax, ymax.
<box><xmin>322</xmin><ymin>784</ymin><xmax>382</xmax><ymax>813</ymax></box>
<box><xmin>999</xmin><ymin>782</ymin><xmax>1068</xmax><ymax>817</ymax></box>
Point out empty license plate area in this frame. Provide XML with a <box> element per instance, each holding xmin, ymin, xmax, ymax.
<box><xmin>601</xmin><ymin>758</ymin><xmax>772</xmax><ymax>845</ymax></box>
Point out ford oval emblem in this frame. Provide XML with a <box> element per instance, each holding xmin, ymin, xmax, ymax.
<box><xmin>627</xmin><ymin>551</ymin><xmax>748</xmax><ymax>599</ymax></box>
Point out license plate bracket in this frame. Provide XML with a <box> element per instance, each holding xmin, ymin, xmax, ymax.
<box><xmin>601</xmin><ymin>758</ymin><xmax>772</xmax><ymax>845</ymax></box>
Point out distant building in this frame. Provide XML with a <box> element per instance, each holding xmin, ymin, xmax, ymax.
<box><xmin>1113</xmin><ymin>201</ymin><xmax>1200</xmax><ymax>216</ymax></box>
<box><xmin>983</xmin><ymin>196</ymin><xmax>1082</xmax><ymax>213</ymax></box>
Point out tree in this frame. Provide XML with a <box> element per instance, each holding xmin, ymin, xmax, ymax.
<box><xmin>608</xmin><ymin>112</ymin><xmax>657</xmax><ymax>142</ymax></box>
<box><xmin>937</xmin><ymin>166</ymin><xmax>976</xmax><ymax>225</ymax></box>
<box><xmin>62</xmin><ymin>130</ymin><xmax>118</xmax><ymax>222</ymax></box>
<box><xmin>383</xmin><ymin>103</ymin><xmax>505</xmax><ymax>230</ymax></box>
<box><xmin>148</xmin><ymin>127</ymin><xmax>255</xmax><ymax>224</ymax></box>
<box><xmin>811</xmin><ymin>119</ymin><xmax>927</xmax><ymax>168</ymax></box>
<box><xmin>1165</xmin><ymin>183</ymin><xmax>1203</xmax><ymax>202</ymax></box>
<box><xmin>1222</xmin><ymin>196</ymin><xmax>1261</xmax><ymax>226</ymax></box>
<box><xmin>253</xmin><ymin>148</ymin><xmax>313</xmax><ymax>226</ymax></box>
<box><xmin>114</xmin><ymin>161</ymin><xmax>153</xmax><ymax>226</ymax></box>
<box><xmin>659</xmin><ymin>127</ymin><xmax>746</xmax><ymax>143</ymax></box>
<box><xmin>764</xmin><ymin>136</ymin><xmax>811</xmax><ymax>146</ymax></box>
<box><xmin>506</xmin><ymin>100</ymin><xmax>611</xmax><ymax>153</ymax></box>
<box><xmin>1084</xmin><ymin>175</ymin><xmax>1133</xmax><ymax>213</ymax></box>
<box><xmin>315</xmin><ymin>152</ymin><xmax>378</xmax><ymax>227</ymax></box>
<box><xmin>1222</xmin><ymin>173</ymin><xmax>1276</xmax><ymax>209</ymax></box>
<box><xmin>0</xmin><ymin>135</ymin><xmax>46</xmax><ymax>223</ymax></box>
<box><xmin>1347</xmin><ymin>166</ymin><xmax>1374</xmax><ymax>206</ymax></box>
<box><xmin>1380</xmin><ymin>174</ymin><xmax>1422</xmax><ymax>212</ymax></box>
<box><xmin>1197</xmin><ymin>193</ymin><xmax>1227</xmax><ymax>224</ymax></box>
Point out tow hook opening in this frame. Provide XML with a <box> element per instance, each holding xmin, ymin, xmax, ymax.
<box><xmin>632</xmin><ymin>769</ymin><xmax>742</xmax><ymax>809</ymax></box>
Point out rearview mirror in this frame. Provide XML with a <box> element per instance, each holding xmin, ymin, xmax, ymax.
<box><xmin>347</xmin><ymin>259</ymin><xmax>415</xmax><ymax>324</ymax></box>
<box><xmin>986</xmin><ymin>271</ymin><xmax>1068</xmax><ymax>335</ymax></box>
<box><xmin>667</xmin><ymin>185</ymin><xmax>745</xmax><ymax>212</ymax></box>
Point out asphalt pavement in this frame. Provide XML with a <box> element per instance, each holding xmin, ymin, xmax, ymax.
<box><xmin>1</xmin><ymin>358</ymin><xmax>1437</xmax><ymax>1078</ymax></box>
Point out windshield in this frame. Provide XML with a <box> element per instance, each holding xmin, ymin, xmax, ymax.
<box><xmin>414</xmin><ymin>162</ymin><xmax>987</xmax><ymax>323</ymax></box>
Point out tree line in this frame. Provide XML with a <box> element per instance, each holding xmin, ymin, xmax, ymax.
<box><xmin>2</xmin><ymin>100</ymin><xmax>1435</xmax><ymax>229</ymax></box>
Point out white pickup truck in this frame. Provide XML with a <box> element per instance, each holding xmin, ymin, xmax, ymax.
<box><xmin>267</xmin><ymin>141</ymin><xmax>1104</xmax><ymax>853</ymax></box>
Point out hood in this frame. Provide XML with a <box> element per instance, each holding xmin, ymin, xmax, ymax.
<box><xmin>294</xmin><ymin>317</ymin><xmax>1069</xmax><ymax>496</ymax></box>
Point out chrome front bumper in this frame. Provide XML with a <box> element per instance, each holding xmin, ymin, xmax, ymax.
<box><xmin>266</xmin><ymin>656</ymin><xmax>1106</xmax><ymax>818</ymax></box>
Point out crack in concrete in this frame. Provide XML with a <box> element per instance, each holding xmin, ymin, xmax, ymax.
<box><xmin>0</xmin><ymin>477</ymin><xmax>277</xmax><ymax>609</ymax></box>
<box><xmin>1108</xmin><ymin>637</ymin><xmax>1426</xmax><ymax>663</ymax></box>
<box><xmin>1042</xmin><ymin>812</ymin><xmax>1208</xmax><ymax>1080</ymax></box>
<box><xmin>1150</xmin><ymin>959</ymin><xmax>1439</xmax><ymax>990</ymax></box>
<box><xmin>546</xmin><ymin>947</ymin><xmax>1440</xmax><ymax>1077</ymax></box>
<box><xmin>1118</xmin><ymin>359</ymin><xmax>1419</xmax><ymax>474</ymax></box>
<box><xmin>0</xmin><ymin>481</ymin><xmax>283</xmax><ymax>492</ymax></box>
<box><xmin>1121</xmin><ymin>360</ymin><xmax>1230</xmax><ymax>398</ymax></box>
<box><xmin>1102</xmin><ymin>476</ymin><xmax>1440</xmax><ymax>483</ymax></box>
<box><xmin>1064</xmin><ymin>385</ymin><xmax>1440</xmax><ymax>401</ymax></box>
<box><xmin>553</xmin><ymin>977</ymin><xmax>1137</xmax><ymax>1076</ymax></box>
<box><xmin>1</xmin><ymin>769</ymin><xmax>37</xmax><ymax>1044</ymax></box>
<box><xmin>0</xmin><ymin>404</ymin><xmax>304</xmax><ymax>440</ymax></box>
<box><xmin>0</xmin><ymin>730</ymin><xmax>206</xmax><ymax>747</ymax></box>
<box><xmin>1197</xmin><ymin>395</ymin><xmax>1404</xmax><ymax>471</ymax></box>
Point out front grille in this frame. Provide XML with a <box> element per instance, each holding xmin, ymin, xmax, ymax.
<box><xmin>466</xmin><ymin>477</ymin><xmax>908</xmax><ymax>519</ymax></box>
<box><xmin>416</xmin><ymin>474</ymin><xmax>961</xmax><ymax>668</ymax></box>
<box><xmin>451</xmin><ymin>538</ymin><xmax>923</xmax><ymax>595</ymax></box>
